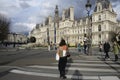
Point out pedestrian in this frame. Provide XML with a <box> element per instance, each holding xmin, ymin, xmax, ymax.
<box><xmin>103</xmin><ymin>41</ymin><xmax>110</xmax><ymax>60</ymax></box>
<box><xmin>48</xmin><ymin>45</ymin><xmax>50</xmax><ymax>51</ymax></box>
<box><xmin>112</xmin><ymin>41</ymin><xmax>119</xmax><ymax>61</ymax></box>
<box><xmin>56</xmin><ymin>38</ymin><xmax>68</xmax><ymax>79</ymax></box>
<box><xmin>53</xmin><ymin>44</ymin><xmax>57</xmax><ymax>50</ymax></box>
<box><xmin>77</xmin><ymin>43</ymin><xmax>81</xmax><ymax>52</ymax></box>
<box><xmin>99</xmin><ymin>42</ymin><xmax>103</xmax><ymax>52</ymax></box>
<box><xmin>84</xmin><ymin>42</ymin><xmax>87</xmax><ymax>54</ymax></box>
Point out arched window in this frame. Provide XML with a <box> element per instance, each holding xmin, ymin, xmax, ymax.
<box><xmin>99</xmin><ymin>15</ymin><xmax>101</xmax><ymax>21</ymax></box>
<box><xmin>98</xmin><ymin>25</ymin><xmax>101</xmax><ymax>31</ymax></box>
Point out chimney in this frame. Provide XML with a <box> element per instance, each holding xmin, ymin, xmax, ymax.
<box><xmin>62</xmin><ymin>9</ymin><xmax>65</xmax><ymax>20</ymax></box>
<box><xmin>70</xmin><ymin>7</ymin><xmax>74</xmax><ymax>21</ymax></box>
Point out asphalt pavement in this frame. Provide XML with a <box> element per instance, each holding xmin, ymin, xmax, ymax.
<box><xmin>0</xmin><ymin>47</ymin><xmax>120</xmax><ymax>80</ymax></box>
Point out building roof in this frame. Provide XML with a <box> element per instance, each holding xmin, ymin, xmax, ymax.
<box><xmin>94</xmin><ymin>0</ymin><xmax>110</xmax><ymax>12</ymax></box>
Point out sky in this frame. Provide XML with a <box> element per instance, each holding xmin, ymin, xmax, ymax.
<box><xmin>0</xmin><ymin>0</ymin><xmax>120</xmax><ymax>35</ymax></box>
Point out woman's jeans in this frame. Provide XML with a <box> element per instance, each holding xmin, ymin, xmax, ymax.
<box><xmin>58</xmin><ymin>57</ymin><xmax>67</xmax><ymax>77</ymax></box>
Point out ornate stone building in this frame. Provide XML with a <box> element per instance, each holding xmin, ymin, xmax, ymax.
<box><xmin>29</xmin><ymin>0</ymin><xmax>120</xmax><ymax>46</ymax></box>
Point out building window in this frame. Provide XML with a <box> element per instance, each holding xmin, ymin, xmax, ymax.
<box><xmin>98</xmin><ymin>25</ymin><xmax>101</xmax><ymax>31</ymax></box>
<box><xmin>99</xmin><ymin>34</ymin><xmax>101</xmax><ymax>42</ymax></box>
<box><xmin>83</xmin><ymin>29</ymin><xmax>85</xmax><ymax>33</ymax></box>
<box><xmin>99</xmin><ymin>15</ymin><xmax>101</xmax><ymax>21</ymax></box>
<box><xmin>99</xmin><ymin>34</ymin><xmax>101</xmax><ymax>39</ymax></box>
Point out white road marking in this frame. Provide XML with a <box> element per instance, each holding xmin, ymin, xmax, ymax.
<box><xmin>10</xmin><ymin>69</ymin><xmax>99</xmax><ymax>79</ymax></box>
<box><xmin>28</xmin><ymin>65</ymin><xmax>119</xmax><ymax>72</ymax></box>
<box><xmin>100</xmin><ymin>76</ymin><xmax>120</xmax><ymax>80</ymax></box>
<box><xmin>10</xmin><ymin>69</ymin><xmax>120</xmax><ymax>80</ymax></box>
<box><xmin>74</xmin><ymin>60</ymin><xmax>118</xmax><ymax>63</ymax></box>
<box><xmin>53</xmin><ymin>63</ymin><xmax>120</xmax><ymax>67</ymax></box>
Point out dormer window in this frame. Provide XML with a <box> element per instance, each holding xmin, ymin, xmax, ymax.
<box><xmin>98</xmin><ymin>6</ymin><xmax>101</xmax><ymax>11</ymax></box>
<box><xmin>97</xmin><ymin>3</ymin><xmax>102</xmax><ymax>12</ymax></box>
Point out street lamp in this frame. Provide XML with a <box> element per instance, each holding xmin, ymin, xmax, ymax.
<box><xmin>47</xmin><ymin>28</ymin><xmax>50</xmax><ymax>45</ymax></box>
<box><xmin>54</xmin><ymin>5</ymin><xmax>58</xmax><ymax>45</ymax></box>
<box><xmin>85</xmin><ymin>0</ymin><xmax>92</xmax><ymax>55</ymax></box>
<box><xmin>85</xmin><ymin>0</ymin><xmax>92</xmax><ymax>17</ymax></box>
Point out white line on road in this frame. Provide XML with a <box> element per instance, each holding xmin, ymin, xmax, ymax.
<box><xmin>10</xmin><ymin>69</ymin><xmax>98</xmax><ymax>79</ymax></box>
<box><xmin>28</xmin><ymin>65</ymin><xmax>119</xmax><ymax>72</ymax></box>
<box><xmin>100</xmin><ymin>76</ymin><xmax>120</xmax><ymax>80</ymax></box>
<box><xmin>53</xmin><ymin>63</ymin><xmax>120</xmax><ymax>67</ymax></box>
<box><xmin>73</xmin><ymin>60</ymin><xmax>119</xmax><ymax>63</ymax></box>
<box><xmin>10</xmin><ymin>69</ymin><xmax>120</xmax><ymax>80</ymax></box>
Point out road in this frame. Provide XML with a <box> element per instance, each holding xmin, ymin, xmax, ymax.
<box><xmin>0</xmin><ymin>48</ymin><xmax>120</xmax><ymax>80</ymax></box>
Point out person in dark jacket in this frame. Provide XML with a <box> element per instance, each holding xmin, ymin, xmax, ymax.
<box><xmin>103</xmin><ymin>41</ymin><xmax>110</xmax><ymax>60</ymax></box>
<box><xmin>84</xmin><ymin>42</ymin><xmax>87</xmax><ymax>54</ymax></box>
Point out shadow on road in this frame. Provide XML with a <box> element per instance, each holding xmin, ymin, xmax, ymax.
<box><xmin>0</xmin><ymin>61</ymin><xmax>13</xmax><ymax>66</ymax></box>
<box><xmin>0</xmin><ymin>70</ymin><xmax>11</xmax><ymax>78</ymax></box>
<box><xmin>71</xmin><ymin>70</ymin><xmax>83</xmax><ymax>80</ymax></box>
<box><xmin>98</xmin><ymin>57</ymin><xmax>120</xmax><ymax>78</ymax></box>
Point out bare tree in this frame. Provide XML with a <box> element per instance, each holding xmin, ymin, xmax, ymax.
<box><xmin>0</xmin><ymin>13</ymin><xmax>10</xmax><ymax>42</ymax></box>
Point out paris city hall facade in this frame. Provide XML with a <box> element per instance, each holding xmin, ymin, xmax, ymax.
<box><xmin>29</xmin><ymin>0</ymin><xmax>120</xmax><ymax>46</ymax></box>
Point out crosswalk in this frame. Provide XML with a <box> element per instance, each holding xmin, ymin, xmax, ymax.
<box><xmin>10</xmin><ymin>58</ymin><xmax>120</xmax><ymax>80</ymax></box>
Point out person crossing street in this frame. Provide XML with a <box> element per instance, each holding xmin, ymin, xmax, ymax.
<box><xmin>112</xmin><ymin>41</ymin><xmax>120</xmax><ymax>61</ymax></box>
<box><xmin>56</xmin><ymin>38</ymin><xmax>69</xmax><ymax>79</ymax></box>
<box><xmin>103</xmin><ymin>41</ymin><xmax>110</xmax><ymax>60</ymax></box>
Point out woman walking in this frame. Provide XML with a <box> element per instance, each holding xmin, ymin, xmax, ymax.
<box><xmin>113</xmin><ymin>41</ymin><xmax>119</xmax><ymax>61</ymax></box>
<box><xmin>56</xmin><ymin>39</ymin><xmax>68</xmax><ymax>79</ymax></box>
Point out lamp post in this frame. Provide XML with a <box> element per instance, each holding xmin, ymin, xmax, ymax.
<box><xmin>54</xmin><ymin>24</ymin><xmax>56</xmax><ymax>44</ymax></box>
<box><xmin>85</xmin><ymin>0</ymin><xmax>92</xmax><ymax>55</ymax></box>
<box><xmin>13</xmin><ymin>33</ymin><xmax>16</xmax><ymax>48</ymax></box>
<box><xmin>47</xmin><ymin>28</ymin><xmax>51</xmax><ymax>51</ymax></box>
<box><xmin>54</xmin><ymin>5</ymin><xmax>59</xmax><ymax>48</ymax></box>
<box><xmin>47</xmin><ymin>28</ymin><xmax>50</xmax><ymax>45</ymax></box>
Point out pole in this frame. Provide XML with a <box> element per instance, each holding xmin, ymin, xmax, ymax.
<box><xmin>87</xmin><ymin>11</ymin><xmax>92</xmax><ymax>55</ymax></box>
<box><xmin>54</xmin><ymin>23</ymin><xmax>56</xmax><ymax>44</ymax></box>
<box><xmin>13</xmin><ymin>33</ymin><xmax>16</xmax><ymax>48</ymax></box>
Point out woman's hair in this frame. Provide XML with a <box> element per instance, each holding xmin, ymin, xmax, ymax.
<box><xmin>59</xmin><ymin>39</ymin><xmax>66</xmax><ymax>46</ymax></box>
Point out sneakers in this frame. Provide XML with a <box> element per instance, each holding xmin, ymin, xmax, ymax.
<box><xmin>107</xmin><ymin>58</ymin><xmax>110</xmax><ymax>60</ymax></box>
<box><xmin>62</xmin><ymin>76</ymin><xmax>67</xmax><ymax>79</ymax></box>
<box><xmin>60</xmin><ymin>75</ymin><xmax>67</xmax><ymax>79</ymax></box>
<box><xmin>103</xmin><ymin>58</ymin><xmax>110</xmax><ymax>61</ymax></box>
